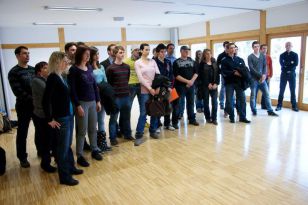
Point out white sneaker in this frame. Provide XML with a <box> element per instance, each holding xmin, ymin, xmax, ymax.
<box><xmin>156</xmin><ymin>128</ymin><xmax>161</xmax><ymax>134</ymax></box>
<box><xmin>164</xmin><ymin>126</ymin><xmax>175</xmax><ymax>131</ymax></box>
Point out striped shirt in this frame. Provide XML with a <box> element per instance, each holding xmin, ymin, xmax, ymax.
<box><xmin>106</xmin><ymin>63</ymin><xmax>130</xmax><ymax>97</ymax></box>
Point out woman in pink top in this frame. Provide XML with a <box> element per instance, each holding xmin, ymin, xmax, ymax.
<box><xmin>134</xmin><ymin>43</ymin><xmax>160</xmax><ymax>146</ymax></box>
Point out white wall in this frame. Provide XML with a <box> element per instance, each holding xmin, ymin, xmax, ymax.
<box><xmin>178</xmin><ymin>22</ymin><xmax>206</xmax><ymax>39</ymax></box>
<box><xmin>267</xmin><ymin>1</ymin><xmax>308</xmax><ymax>28</ymax></box>
<box><xmin>126</xmin><ymin>28</ymin><xmax>170</xmax><ymax>41</ymax></box>
<box><xmin>65</xmin><ymin>27</ymin><xmax>121</xmax><ymax>42</ymax></box>
<box><xmin>2</xmin><ymin>47</ymin><xmax>59</xmax><ymax>108</ymax></box>
<box><xmin>210</xmin><ymin>11</ymin><xmax>260</xmax><ymax>35</ymax></box>
<box><xmin>0</xmin><ymin>27</ymin><xmax>59</xmax><ymax>44</ymax></box>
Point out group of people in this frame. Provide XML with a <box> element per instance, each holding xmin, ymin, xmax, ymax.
<box><xmin>5</xmin><ymin>39</ymin><xmax>298</xmax><ymax>186</ymax></box>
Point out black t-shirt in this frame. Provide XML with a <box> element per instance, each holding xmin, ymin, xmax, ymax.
<box><xmin>173</xmin><ymin>57</ymin><xmax>197</xmax><ymax>88</ymax></box>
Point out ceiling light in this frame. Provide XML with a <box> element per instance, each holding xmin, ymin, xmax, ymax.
<box><xmin>128</xmin><ymin>23</ymin><xmax>161</xmax><ymax>27</ymax></box>
<box><xmin>132</xmin><ymin>0</ymin><xmax>175</xmax><ymax>4</ymax></box>
<box><xmin>164</xmin><ymin>11</ymin><xmax>205</xmax><ymax>16</ymax></box>
<box><xmin>33</xmin><ymin>22</ymin><xmax>77</xmax><ymax>26</ymax></box>
<box><xmin>187</xmin><ymin>3</ymin><xmax>260</xmax><ymax>11</ymax></box>
<box><xmin>44</xmin><ymin>6</ymin><xmax>103</xmax><ymax>12</ymax></box>
<box><xmin>113</xmin><ymin>17</ymin><xmax>125</xmax><ymax>21</ymax></box>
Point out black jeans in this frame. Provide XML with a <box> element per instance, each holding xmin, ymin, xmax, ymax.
<box><xmin>15</xmin><ymin>101</ymin><xmax>33</xmax><ymax>161</ymax></box>
<box><xmin>203</xmin><ymin>88</ymin><xmax>218</xmax><ymax>121</ymax></box>
<box><xmin>277</xmin><ymin>71</ymin><xmax>297</xmax><ymax>108</ymax></box>
<box><xmin>32</xmin><ymin>114</ymin><xmax>56</xmax><ymax>166</ymax></box>
<box><xmin>225</xmin><ymin>83</ymin><xmax>247</xmax><ymax>121</ymax></box>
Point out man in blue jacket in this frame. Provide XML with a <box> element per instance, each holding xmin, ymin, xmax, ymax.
<box><xmin>221</xmin><ymin>43</ymin><xmax>250</xmax><ymax>123</ymax></box>
<box><xmin>276</xmin><ymin>42</ymin><xmax>299</xmax><ymax>112</ymax></box>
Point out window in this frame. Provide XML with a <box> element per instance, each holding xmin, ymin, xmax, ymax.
<box><xmin>303</xmin><ymin>36</ymin><xmax>308</xmax><ymax>104</ymax></box>
<box><xmin>270</xmin><ymin>36</ymin><xmax>301</xmax><ymax>100</ymax></box>
<box><xmin>213</xmin><ymin>42</ymin><xmax>224</xmax><ymax>59</ymax></box>
<box><xmin>191</xmin><ymin>43</ymin><xmax>207</xmax><ymax>61</ymax></box>
<box><xmin>235</xmin><ymin>40</ymin><xmax>257</xmax><ymax>66</ymax></box>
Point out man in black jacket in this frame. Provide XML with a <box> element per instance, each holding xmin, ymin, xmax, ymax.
<box><xmin>276</xmin><ymin>42</ymin><xmax>299</xmax><ymax>111</ymax></box>
<box><xmin>100</xmin><ymin>44</ymin><xmax>116</xmax><ymax>70</ymax></box>
<box><xmin>217</xmin><ymin>41</ymin><xmax>229</xmax><ymax>110</ymax></box>
<box><xmin>221</xmin><ymin>43</ymin><xmax>250</xmax><ymax>124</ymax></box>
<box><xmin>8</xmin><ymin>46</ymin><xmax>35</xmax><ymax>168</ymax></box>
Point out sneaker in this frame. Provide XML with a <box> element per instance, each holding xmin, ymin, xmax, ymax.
<box><xmin>164</xmin><ymin>125</ymin><xmax>175</xmax><ymax>131</ymax></box>
<box><xmin>41</xmin><ymin>164</ymin><xmax>57</xmax><ymax>173</ymax></box>
<box><xmin>150</xmin><ymin>132</ymin><xmax>160</xmax><ymax>139</ymax></box>
<box><xmin>275</xmin><ymin>107</ymin><xmax>282</xmax><ymax>111</ymax></box>
<box><xmin>134</xmin><ymin>137</ymin><xmax>145</xmax><ymax>146</ymax></box>
<box><xmin>292</xmin><ymin>107</ymin><xmax>299</xmax><ymax>112</ymax></box>
<box><xmin>71</xmin><ymin>168</ymin><xmax>83</xmax><ymax>175</ymax></box>
<box><xmin>20</xmin><ymin>159</ymin><xmax>30</xmax><ymax>168</ymax></box>
<box><xmin>212</xmin><ymin>121</ymin><xmax>218</xmax><ymax>125</ymax></box>
<box><xmin>239</xmin><ymin>119</ymin><xmax>251</xmax><ymax>123</ymax></box>
<box><xmin>224</xmin><ymin>111</ymin><xmax>228</xmax><ymax>118</ymax></box>
<box><xmin>110</xmin><ymin>138</ymin><xmax>119</xmax><ymax>146</ymax></box>
<box><xmin>91</xmin><ymin>151</ymin><xmax>103</xmax><ymax>161</ymax></box>
<box><xmin>77</xmin><ymin>156</ymin><xmax>90</xmax><ymax>167</ymax></box>
<box><xmin>156</xmin><ymin>128</ymin><xmax>161</xmax><ymax>134</ymax></box>
<box><xmin>268</xmin><ymin>111</ymin><xmax>278</xmax><ymax>116</ymax></box>
<box><xmin>83</xmin><ymin>141</ymin><xmax>91</xmax><ymax>151</ymax></box>
<box><xmin>172</xmin><ymin>124</ymin><xmax>179</xmax><ymax>129</ymax></box>
<box><xmin>124</xmin><ymin>136</ymin><xmax>135</xmax><ymax>141</ymax></box>
<box><xmin>189</xmin><ymin>121</ymin><xmax>199</xmax><ymax>126</ymax></box>
<box><xmin>60</xmin><ymin>178</ymin><xmax>79</xmax><ymax>186</ymax></box>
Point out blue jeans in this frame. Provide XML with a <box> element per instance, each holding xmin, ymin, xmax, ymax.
<box><xmin>203</xmin><ymin>88</ymin><xmax>218</xmax><ymax>121</ymax></box>
<box><xmin>129</xmin><ymin>84</ymin><xmax>142</xmax><ymax>106</ymax></box>
<box><xmin>109</xmin><ymin>96</ymin><xmax>132</xmax><ymax>140</ymax></box>
<box><xmin>177</xmin><ymin>86</ymin><xmax>196</xmax><ymax>123</ymax></box>
<box><xmin>277</xmin><ymin>71</ymin><xmax>297</xmax><ymax>108</ymax></box>
<box><xmin>261</xmin><ymin>78</ymin><xmax>270</xmax><ymax>108</ymax></box>
<box><xmin>250</xmin><ymin>80</ymin><xmax>273</xmax><ymax>112</ymax></box>
<box><xmin>219</xmin><ymin>77</ymin><xmax>225</xmax><ymax>107</ymax></box>
<box><xmin>54</xmin><ymin>115</ymin><xmax>75</xmax><ymax>182</ymax></box>
<box><xmin>225</xmin><ymin>83</ymin><xmax>246</xmax><ymax>120</ymax></box>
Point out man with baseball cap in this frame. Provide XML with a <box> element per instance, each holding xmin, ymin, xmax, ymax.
<box><xmin>172</xmin><ymin>46</ymin><xmax>199</xmax><ymax>128</ymax></box>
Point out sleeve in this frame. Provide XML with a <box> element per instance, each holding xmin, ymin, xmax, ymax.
<box><xmin>262</xmin><ymin>54</ymin><xmax>267</xmax><ymax>75</ymax></box>
<box><xmin>101</xmin><ymin>67</ymin><xmax>108</xmax><ymax>83</ymax></box>
<box><xmin>215</xmin><ymin>63</ymin><xmax>220</xmax><ymax>85</ymax></box>
<box><xmin>268</xmin><ymin>56</ymin><xmax>273</xmax><ymax>78</ymax></box>
<box><xmin>173</xmin><ymin>60</ymin><xmax>179</xmax><ymax>78</ymax></box>
<box><xmin>42</xmin><ymin>75</ymin><xmax>55</xmax><ymax>122</ymax></box>
<box><xmin>293</xmin><ymin>53</ymin><xmax>299</xmax><ymax>68</ymax></box>
<box><xmin>193</xmin><ymin>61</ymin><xmax>199</xmax><ymax>74</ymax></box>
<box><xmin>8</xmin><ymin>69</ymin><xmax>31</xmax><ymax>100</ymax></box>
<box><xmin>153</xmin><ymin>60</ymin><xmax>160</xmax><ymax>75</ymax></box>
<box><xmin>279</xmin><ymin>53</ymin><xmax>284</xmax><ymax>68</ymax></box>
<box><xmin>169</xmin><ymin>62</ymin><xmax>174</xmax><ymax>86</ymax></box>
<box><xmin>248</xmin><ymin>55</ymin><xmax>261</xmax><ymax>79</ymax></box>
<box><xmin>135</xmin><ymin>61</ymin><xmax>152</xmax><ymax>91</ymax></box>
<box><xmin>221</xmin><ymin>59</ymin><xmax>234</xmax><ymax>78</ymax></box>
<box><xmin>67</xmin><ymin>67</ymin><xmax>80</xmax><ymax>107</ymax></box>
<box><xmin>197</xmin><ymin>63</ymin><xmax>204</xmax><ymax>85</ymax></box>
<box><xmin>93</xmin><ymin>77</ymin><xmax>100</xmax><ymax>102</ymax></box>
<box><xmin>106</xmin><ymin>66</ymin><xmax>113</xmax><ymax>85</ymax></box>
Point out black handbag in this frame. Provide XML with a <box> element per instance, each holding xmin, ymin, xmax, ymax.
<box><xmin>146</xmin><ymin>97</ymin><xmax>166</xmax><ymax>117</ymax></box>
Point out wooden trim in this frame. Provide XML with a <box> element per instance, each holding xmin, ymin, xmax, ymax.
<box><xmin>83</xmin><ymin>41</ymin><xmax>121</xmax><ymax>46</ymax></box>
<box><xmin>126</xmin><ymin>40</ymin><xmax>171</xmax><ymax>45</ymax></box>
<box><xmin>206</xmin><ymin>21</ymin><xmax>211</xmax><ymax>50</ymax></box>
<box><xmin>179</xmin><ymin>36</ymin><xmax>206</xmax><ymax>45</ymax></box>
<box><xmin>266</xmin><ymin>23</ymin><xmax>308</xmax><ymax>35</ymax></box>
<box><xmin>209</xmin><ymin>30</ymin><xmax>260</xmax><ymax>41</ymax></box>
<box><xmin>58</xmin><ymin>27</ymin><xmax>65</xmax><ymax>52</ymax></box>
<box><xmin>298</xmin><ymin>34</ymin><xmax>306</xmax><ymax>108</ymax></box>
<box><xmin>1</xmin><ymin>43</ymin><xmax>59</xmax><ymax>49</ymax></box>
<box><xmin>260</xmin><ymin>10</ymin><xmax>266</xmax><ymax>44</ymax></box>
<box><xmin>121</xmin><ymin>27</ymin><xmax>127</xmax><ymax>57</ymax></box>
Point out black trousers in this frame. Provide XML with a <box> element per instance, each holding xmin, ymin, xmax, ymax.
<box><xmin>15</xmin><ymin>102</ymin><xmax>33</xmax><ymax>161</ymax></box>
<box><xmin>32</xmin><ymin>114</ymin><xmax>56</xmax><ymax>166</ymax></box>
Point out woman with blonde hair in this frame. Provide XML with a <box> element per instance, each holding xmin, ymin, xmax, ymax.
<box><xmin>43</xmin><ymin>51</ymin><xmax>83</xmax><ymax>186</ymax></box>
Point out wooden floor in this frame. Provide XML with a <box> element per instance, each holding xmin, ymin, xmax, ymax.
<box><xmin>1</xmin><ymin>103</ymin><xmax>308</xmax><ymax>205</ymax></box>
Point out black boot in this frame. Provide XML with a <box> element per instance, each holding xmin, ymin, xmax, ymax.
<box><xmin>97</xmin><ymin>131</ymin><xmax>112</xmax><ymax>152</ymax></box>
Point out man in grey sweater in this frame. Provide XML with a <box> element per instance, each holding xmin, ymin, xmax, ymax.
<box><xmin>248</xmin><ymin>41</ymin><xmax>278</xmax><ymax>116</ymax></box>
<box><xmin>32</xmin><ymin>61</ymin><xmax>57</xmax><ymax>173</ymax></box>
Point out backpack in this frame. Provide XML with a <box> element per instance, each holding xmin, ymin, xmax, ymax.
<box><xmin>0</xmin><ymin>113</ymin><xmax>12</xmax><ymax>133</ymax></box>
<box><xmin>0</xmin><ymin>147</ymin><xmax>6</xmax><ymax>175</ymax></box>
